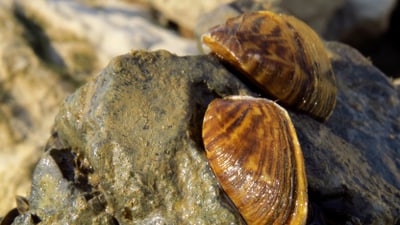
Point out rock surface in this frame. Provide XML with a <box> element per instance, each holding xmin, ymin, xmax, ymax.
<box><xmin>14</xmin><ymin>50</ymin><xmax>250</xmax><ymax>225</ymax></box>
<box><xmin>7</xmin><ymin>42</ymin><xmax>400</xmax><ymax>224</ymax></box>
<box><xmin>0</xmin><ymin>0</ymin><xmax>198</xmax><ymax>216</ymax></box>
<box><xmin>294</xmin><ymin>43</ymin><xmax>400</xmax><ymax>224</ymax></box>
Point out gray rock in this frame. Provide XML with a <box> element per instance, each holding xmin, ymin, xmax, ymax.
<box><xmin>280</xmin><ymin>0</ymin><xmax>345</xmax><ymax>35</ymax></box>
<box><xmin>325</xmin><ymin>0</ymin><xmax>397</xmax><ymax>42</ymax></box>
<box><xmin>8</xmin><ymin>43</ymin><xmax>400</xmax><ymax>224</ymax></box>
<box><xmin>292</xmin><ymin>43</ymin><xmax>400</xmax><ymax>224</ymax></box>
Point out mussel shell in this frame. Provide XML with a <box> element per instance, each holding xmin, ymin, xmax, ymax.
<box><xmin>202</xmin><ymin>11</ymin><xmax>337</xmax><ymax>121</ymax></box>
<box><xmin>202</xmin><ymin>96</ymin><xmax>308</xmax><ymax>225</ymax></box>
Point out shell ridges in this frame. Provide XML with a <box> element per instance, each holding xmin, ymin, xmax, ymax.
<box><xmin>202</xmin><ymin>96</ymin><xmax>308</xmax><ymax>225</ymax></box>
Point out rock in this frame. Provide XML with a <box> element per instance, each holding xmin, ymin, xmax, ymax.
<box><xmin>0</xmin><ymin>0</ymin><xmax>199</xmax><ymax>217</ymax></box>
<box><xmin>141</xmin><ymin>0</ymin><xmax>232</xmax><ymax>36</ymax></box>
<box><xmin>326</xmin><ymin>0</ymin><xmax>397</xmax><ymax>43</ymax></box>
<box><xmin>293</xmin><ymin>42</ymin><xmax>400</xmax><ymax>224</ymax></box>
<box><xmin>280</xmin><ymin>0</ymin><xmax>345</xmax><ymax>36</ymax></box>
<box><xmin>7</xmin><ymin>40</ymin><xmax>399</xmax><ymax>224</ymax></box>
<box><xmin>11</xmin><ymin>50</ymin><xmax>250</xmax><ymax>224</ymax></box>
<box><xmin>13</xmin><ymin>0</ymin><xmax>102</xmax><ymax>84</ymax></box>
<box><xmin>14</xmin><ymin>0</ymin><xmax>198</xmax><ymax>65</ymax></box>
<box><xmin>0</xmin><ymin>1</ymin><xmax>77</xmax><ymax>216</ymax></box>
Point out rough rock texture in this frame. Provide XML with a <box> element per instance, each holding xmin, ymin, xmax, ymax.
<box><xmin>293</xmin><ymin>43</ymin><xmax>400</xmax><ymax>224</ymax></box>
<box><xmin>13</xmin><ymin>50</ymin><xmax>250</xmax><ymax>225</ymax></box>
<box><xmin>7</xmin><ymin>42</ymin><xmax>400</xmax><ymax>224</ymax></box>
<box><xmin>0</xmin><ymin>0</ymin><xmax>198</xmax><ymax>216</ymax></box>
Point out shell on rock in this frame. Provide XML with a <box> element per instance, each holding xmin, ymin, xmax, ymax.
<box><xmin>202</xmin><ymin>96</ymin><xmax>308</xmax><ymax>225</ymax></box>
<box><xmin>201</xmin><ymin>11</ymin><xmax>337</xmax><ymax>121</ymax></box>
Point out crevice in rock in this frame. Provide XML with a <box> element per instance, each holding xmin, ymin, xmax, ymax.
<box><xmin>48</xmin><ymin>147</ymin><xmax>94</xmax><ymax>193</ymax></box>
<box><xmin>110</xmin><ymin>216</ymin><xmax>120</xmax><ymax>225</ymax></box>
<box><xmin>30</xmin><ymin>214</ymin><xmax>41</xmax><ymax>224</ymax></box>
<box><xmin>187</xmin><ymin>80</ymin><xmax>218</xmax><ymax>149</ymax></box>
<box><xmin>49</xmin><ymin>149</ymin><xmax>75</xmax><ymax>182</ymax></box>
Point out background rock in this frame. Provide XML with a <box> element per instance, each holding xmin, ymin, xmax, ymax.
<box><xmin>136</xmin><ymin>0</ymin><xmax>232</xmax><ymax>36</ymax></box>
<box><xmin>14</xmin><ymin>0</ymin><xmax>198</xmax><ymax>66</ymax></box>
<box><xmin>148</xmin><ymin>0</ymin><xmax>397</xmax><ymax>44</ymax></box>
<box><xmin>0</xmin><ymin>1</ymin><xmax>76</xmax><ymax>216</ymax></box>
<box><xmin>324</xmin><ymin>0</ymin><xmax>397</xmax><ymax>42</ymax></box>
<box><xmin>9</xmin><ymin>43</ymin><xmax>400</xmax><ymax>224</ymax></box>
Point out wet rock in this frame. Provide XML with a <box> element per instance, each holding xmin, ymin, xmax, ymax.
<box><xmin>8</xmin><ymin>40</ymin><xmax>399</xmax><ymax>225</ymax></box>
<box><xmin>0</xmin><ymin>0</ymin><xmax>198</xmax><ymax>216</ymax></box>
<box><xmin>10</xmin><ymin>50</ymin><xmax>251</xmax><ymax>224</ymax></box>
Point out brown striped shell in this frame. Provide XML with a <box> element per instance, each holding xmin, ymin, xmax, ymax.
<box><xmin>202</xmin><ymin>96</ymin><xmax>308</xmax><ymax>225</ymax></box>
<box><xmin>202</xmin><ymin>11</ymin><xmax>336</xmax><ymax>121</ymax></box>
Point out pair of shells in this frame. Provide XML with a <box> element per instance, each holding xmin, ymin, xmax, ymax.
<box><xmin>201</xmin><ymin>11</ymin><xmax>337</xmax><ymax>224</ymax></box>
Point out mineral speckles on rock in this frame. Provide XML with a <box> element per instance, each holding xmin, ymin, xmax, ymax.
<box><xmin>31</xmin><ymin>50</ymin><xmax>251</xmax><ymax>224</ymax></box>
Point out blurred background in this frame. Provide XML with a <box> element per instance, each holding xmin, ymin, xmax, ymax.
<box><xmin>0</xmin><ymin>0</ymin><xmax>399</xmax><ymax>217</ymax></box>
